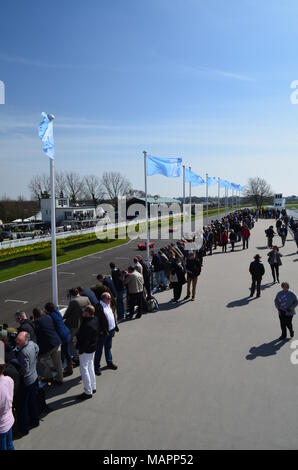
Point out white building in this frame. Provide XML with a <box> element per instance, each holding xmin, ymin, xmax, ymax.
<box><xmin>40</xmin><ymin>197</ymin><xmax>104</xmax><ymax>227</ymax></box>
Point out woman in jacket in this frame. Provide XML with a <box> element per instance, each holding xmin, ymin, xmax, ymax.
<box><xmin>220</xmin><ymin>230</ymin><xmax>229</xmax><ymax>253</ymax></box>
<box><xmin>274</xmin><ymin>282</ymin><xmax>298</xmax><ymax>340</ymax></box>
<box><xmin>44</xmin><ymin>303</ymin><xmax>73</xmax><ymax>377</ymax></box>
<box><xmin>267</xmin><ymin>246</ymin><xmax>282</xmax><ymax>284</ymax></box>
<box><xmin>169</xmin><ymin>253</ymin><xmax>186</xmax><ymax>303</ymax></box>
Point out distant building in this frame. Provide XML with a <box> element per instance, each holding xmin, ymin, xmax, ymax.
<box><xmin>126</xmin><ymin>196</ymin><xmax>181</xmax><ymax>218</ymax></box>
<box><xmin>40</xmin><ymin>197</ymin><xmax>105</xmax><ymax>227</ymax></box>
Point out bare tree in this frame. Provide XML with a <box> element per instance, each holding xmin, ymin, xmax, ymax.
<box><xmin>28</xmin><ymin>174</ymin><xmax>51</xmax><ymax>201</ymax></box>
<box><xmin>100</xmin><ymin>171</ymin><xmax>132</xmax><ymax>206</ymax></box>
<box><xmin>83</xmin><ymin>175</ymin><xmax>105</xmax><ymax>205</ymax></box>
<box><xmin>244</xmin><ymin>177</ymin><xmax>273</xmax><ymax>209</ymax></box>
<box><xmin>55</xmin><ymin>171</ymin><xmax>68</xmax><ymax>198</ymax></box>
<box><xmin>65</xmin><ymin>172</ymin><xmax>84</xmax><ymax>203</ymax></box>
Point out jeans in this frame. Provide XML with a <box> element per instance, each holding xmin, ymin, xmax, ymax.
<box><xmin>61</xmin><ymin>333</ymin><xmax>72</xmax><ymax>363</ymax></box>
<box><xmin>0</xmin><ymin>427</ymin><xmax>15</xmax><ymax>451</ymax></box>
<box><xmin>155</xmin><ymin>271</ymin><xmax>167</xmax><ymax>288</ymax></box>
<box><xmin>271</xmin><ymin>264</ymin><xmax>279</xmax><ymax>282</ymax></box>
<box><xmin>116</xmin><ymin>290</ymin><xmax>125</xmax><ymax>320</ymax></box>
<box><xmin>19</xmin><ymin>379</ymin><xmax>40</xmax><ymax>433</ymax></box>
<box><xmin>79</xmin><ymin>352</ymin><xmax>96</xmax><ymax>395</ymax></box>
<box><xmin>242</xmin><ymin>238</ymin><xmax>249</xmax><ymax>249</ymax></box>
<box><xmin>69</xmin><ymin>327</ymin><xmax>79</xmax><ymax>361</ymax></box>
<box><xmin>94</xmin><ymin>330</ymin><xmax>115</xmax><ymax>370</ymax></box>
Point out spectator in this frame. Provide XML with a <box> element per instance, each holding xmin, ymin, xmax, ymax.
<box><xmin>265</xmin><ymin>226</ymin><xmax>275</xmax><ymax>248</ymax></box>
<box><xmin>33</xmin><ymin>308</ymin><xmax>63</xmax><ymax>385</ymax></box>
<box><xmin>64</xmin><ymin>288</ymin><xmax>91</xmax><ymax>365</ymax></box>
<box><xmin>124</xmin><ymin>266</ymin><xmax>144</xmax><ymax>319</ymax></box>
<box><xmin>15</xmin><ymin>311</ymin><xmax>36</xmax><ymax>343</ymax></box>
<box><xmin>150</xmin><ymin>250</ymin><xmax>167</xmax><ymax>292</ymax></box>
<box><xmin>44</xmin><ymin>303</ymin><xmax>73</xmax><ymax>378</ymax></box>
<box><xmin>184</xmin><ymin>252</ymin><xmax>202</xmax><ymax>301</ymax></box>
<box><xmin>249</xmin><ymin>254</ymin><xmax>265</xmax><ymax>298</ymax></box>
<box><xmin>136</xmin><ymin>255</ymin><xmax>151</xmax><ymax>298</ymax></box>
<box><xmin>15</xmin><ymin>332</ymin><xmax>39</xmax><ymax>437</ymax></box>
<box><xmin>241</xmin><ymin>224</ymin><xmax>250</xmax><ymax>250</ymax></box>
<box><xmin>169</xmin><ymin>253</ymin><xmax>186</xmax><ymax>303</ymax></box>
<box><xmin>133</xmin><ymin>257</ymin><xmax>143</xmax><ymax>275</ymax></box>
<box><xmin>77</xmin><ymin>286</ymin><xmax>99</xmax><ymax>307</ymax></box>
<box><xmin>109</xmin><ymin>263</ymin><xmax>126</xmax><ymax>321</ymax></box>
<box><xmin>0</xmin><ymin>341</ymin><xmax>15</xmax><ymax>450</ymax></box>
<box><xmin>267</xmin><ymin>246</ymin><xmax>283</xmax><ymax>284</ymax></box>
<box><xmin>94</xmin><ymin>292</ymin><xmax>119</xmax><ymax>375</ymax></box>
<box><xmin>76</xmin><ymin>306</ymin><xmax>99</xmax><ymax>400</ymax></box>
<box><xmin>274</xmin><ymin>282</ymin><xmax>298</xmax><ymax>340</ymax></box>
<box><xmin>229</xmin><ymin>229</ymin><xmax>237</xmax><ymax>252</ymax></box>
<box><xmin>92</xmin><ymin>277</ymin><xmax>117</xmax><ymax>312</ymax></box>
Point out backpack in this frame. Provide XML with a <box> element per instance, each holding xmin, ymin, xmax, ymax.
<box><xmin>145</xmin><ymin>295</ymin><xmax>159</xmax><ymax>313</ymax></box>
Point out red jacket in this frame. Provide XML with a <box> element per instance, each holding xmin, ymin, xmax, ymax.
<box><xmin>241</xmin><ymin>227</ymin><xmax>250</xmax><ymax>239</ymax></box>
<box><xmin>220</xmin><ymin>232</ymin><xmax>229</xmax><ymax>244</ymax></box>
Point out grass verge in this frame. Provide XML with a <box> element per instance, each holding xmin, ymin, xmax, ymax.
<box><xmin>0</xmin><ymin>238</ymin><xmax>128</xmax><ymax>282</ymax></box>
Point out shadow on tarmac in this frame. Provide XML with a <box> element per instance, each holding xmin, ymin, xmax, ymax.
<box><xmin>246</xmin><ymin>338</ymin><xmax>289</xmax><ymax>360</ymax></box>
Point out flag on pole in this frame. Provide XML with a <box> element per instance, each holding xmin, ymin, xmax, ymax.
<box><xmin>220</xmin><ymin>179</ymin><xmax>232</xmax><ymax>189</ymax></box>
<box><xmin>147</xmin><ymin>155</ymin><xmax>182</xmax><ymax>177</ymax></box>
<box><xmin>207</xmin><ymin>176</ymin><xmax>217</xmax><ymax>186</ymax></box>
<box><xmin>38</xmin><ymin>112</ymin><xmax>55</xmax><ymax>159</ymax></box>
<box><xmin>185</xmin><ymin>168</ymin><xmax>205</xmax><ymax>186</ymax></box>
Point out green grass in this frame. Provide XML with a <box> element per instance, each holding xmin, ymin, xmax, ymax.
<box><xmin>0</xmin><ymin>238</ymin><xmax>128</xmax><ymax>282</ymax></box>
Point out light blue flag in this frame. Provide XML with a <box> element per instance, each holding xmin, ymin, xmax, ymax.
<box><xmin>207</xmin><ymin>176</ymin><xmax>217</xmax><ymax>187</ymax></box>
<box><xmin>38</xmin><ymin>112</ymin><xmax>55</xmax><ymax>159</ymax></box>
<box><xmin>147</xmin><ymin>155</ymin><xmax>182</xmax><ymax>177</ymax></box>
<box><xmin>185</xmin><ymin>168</ymin><xmax>205</xmax><ymax>186</ymax></box>
<box><xmin>220</xmin><ymin>179</ymin><xmax>232</xmax><ymax>189</ymax></box>
<box><xmin>231</xmin><ymin>182</ymin><xmax>241</xmax><ymax>191</ymax></box>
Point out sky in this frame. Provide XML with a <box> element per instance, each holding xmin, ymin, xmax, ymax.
<box><xmin>0</xmin><ymin>0</ymin><xmax>298</xmax><ymax>199</ymax></box>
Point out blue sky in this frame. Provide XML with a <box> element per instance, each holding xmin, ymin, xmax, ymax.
<box><xmin>0</xmin><ymin>0</ymin><xmax>298</xmax><ymax>198</ymax></box>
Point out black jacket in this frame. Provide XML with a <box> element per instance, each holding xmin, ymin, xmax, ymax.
<box><xmin>34</xmin><ymin>315</ymin><xmax>61</xmax><ymax>355</ymax></box>
<box><xmin>76</xmin><ymin>316</ymin><xmax>99</xmax><ymax>354</ymax></box>
<box><xmin>249</xmin><ymin>261</ymin><xmax>265</xmax><ymax>280</ymax></box>
<box><xmin>95</xmin><ymin>303</ymin><xmax>119</xmax><ymax>336</ymax></box>
<box><xmin>186</xmin><ymin>258</ymin><xmax>202</xmax><ymax>278</ymax></box>
<box><xmin>17</xmin><ymin>319</ymin><xmax>36</xmax><ymax>343</ymax></box>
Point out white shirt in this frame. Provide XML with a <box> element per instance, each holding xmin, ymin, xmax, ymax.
<box><xmin>100</xmin><ymin>300</ymin><xmax>116</xmax><ymax>331</ymax></box>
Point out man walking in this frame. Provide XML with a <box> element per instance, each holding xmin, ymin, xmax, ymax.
<box><xmin>249</xmin><ymin>254</ymin><xmax>265</xmax><ymax>298</ymax></box>
<box><xmin>274</xmin><ymin>282</ymin><xmax>298</xmax><ymax>340</ymax></box>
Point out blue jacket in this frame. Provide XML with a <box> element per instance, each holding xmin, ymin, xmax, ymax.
<box><xmin>34</xmin><ymin>315</ymin><xmax>61</xmax><ymax>355</ymax></box>
<box><xmin>275</xmin><ymin>290</ymin><xmax>298</xmax><ymax>316</ymax></box>
<box><xmin>47</xmin><ymin>310</ymin><xmax>70</xmax><ymax>343</ymax></box>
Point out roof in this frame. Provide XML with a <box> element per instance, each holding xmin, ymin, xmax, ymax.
<box><xmin>129</xmin><ymin>197</ymin><xmax>181</xmax><ymax>204</ymax></box>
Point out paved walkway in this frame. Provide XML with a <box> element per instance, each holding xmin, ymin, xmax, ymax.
<box><xmin>15</xmin><ymin>219</ymin><xmax>298</xmax><ymax>450</ymax></box>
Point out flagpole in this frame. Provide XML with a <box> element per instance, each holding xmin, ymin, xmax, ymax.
<box><xmin>183</xmin><ymin>165</ymin><xmax>185</xmax><ymax>206</ymax></box>
<box><xmin>189</xmin><ymin>166</ymin><xmax>192</xmax><ymax>217</ymax></box>
<box><xmin>50</xmin><ymin>156</ymin><xmax>58</xmax><ymax>306</ymax></box>
<box><xmin>143</xmin><ymin>151</ymin><xmax>150</xmax><ymax>263</ymax></box>
<box><xmin>217</xmin><ymin>177</ymin><xmax>220</xmax><ymax>218</ymax></box>
<box><xmin>206</xmin><ymin>173</ymin><xmax>209</xmax><ymax>226</ymax></box>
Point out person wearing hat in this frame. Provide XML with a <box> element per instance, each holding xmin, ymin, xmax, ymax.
<box><xmin>249</xmin><ymin>254</ymin><xmax>265</xmax><ymax>298</ymax></box>
<box><xmin>0</xmin><ymin>340</ymin><xmax>15</xmax><ymax>450</ymax></box>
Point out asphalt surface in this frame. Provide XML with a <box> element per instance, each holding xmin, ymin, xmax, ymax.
<box><xmin>14</xmin><ymin>219</ymin><xmax>298</xmax><ymax>450</ymax></box>
<box><xmin>0</xmin><ymin>214</ymin><xmax>210</xmax><ymax>325</ymax></box>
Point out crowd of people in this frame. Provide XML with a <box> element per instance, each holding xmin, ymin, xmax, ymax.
<box><xmin>0</xmin><ymin>206</ymin><xmax>297</xmax><ymax>450</ymax></box>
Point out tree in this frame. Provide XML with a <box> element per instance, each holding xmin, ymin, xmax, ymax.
<box><xmin>83</xmin><ymin>175</ymin><xmax>105</xmax><ymax>205</ymax></box>
<box><xmin>55</xmin><ymin>171</ymin><xmax>68</xmax><ymax>198</ymax></box>
<box><xmin>100</xmin><ymin>171</ymin><xmax>132</xmax><ymax>206</ymax></box>
<box><xmin>28</xmin><ymin>174</ymin><xmax>51</xmax><ymax>201</ymax></box>
<box><xmin>65</xmin><ymin>171</ymin><xmax>83</xmax><ymax>203</ymax></box>
<box><xmin>244</xmin><ymin>177</ymin><xmax>273</xmax><ymax>209</ymax></box>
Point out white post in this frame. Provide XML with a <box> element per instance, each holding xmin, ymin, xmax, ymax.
<box><xmin>189</xmin><ymin>166</ymin><xmax>192</xmax><ymax>215</ymax></box>
<box><xmin>183</xmin><ymin>165</ymin><xmax>185</xmax><ymax>206</ymax></box>
<box><xmin>217</xmin><ymin>177</ymin><xmax>220</xmax><ymax>218</ymax></box>
<box><xmin>50</xmin><ymin>157</ymin><xmax>58</xmax><ymax>306</ymax></box>
<box><xmin>143</xmin><ymin>151</ymin><xmax>150</xmax><ymax>263</ymax></box>
<box><xmin>206</xmin><ymin>173</ymin><xmax>209</xmax><ymax>226</ymax></box>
